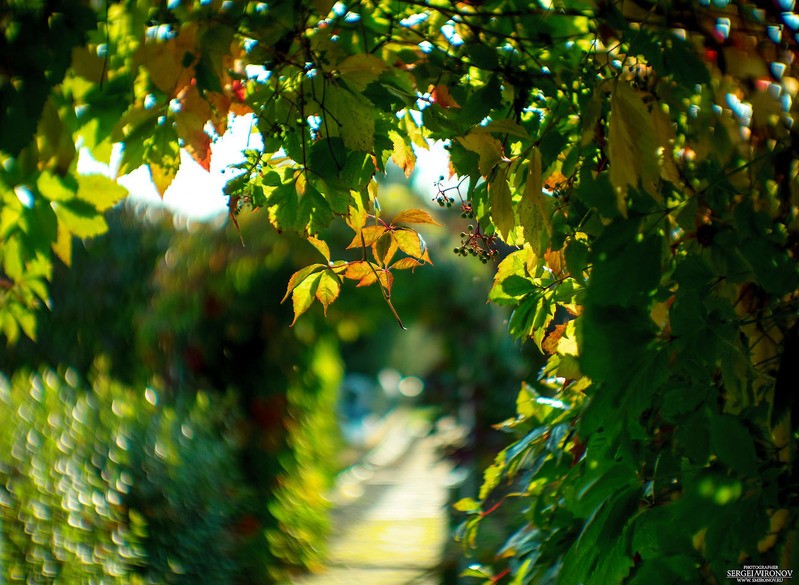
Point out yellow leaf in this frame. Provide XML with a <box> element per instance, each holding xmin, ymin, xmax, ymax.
<box><xmin>392</xmin><ymin>228</ymin><xmax>430</xmax><ymax>263</ymax></box>
<box><xmin>346</xmin><ymin>225</ymin><xmax>387</xmax><ymax>249</ymax></box>
<box><xmin>391</xmin><ymin>208</ymin><xmax>441</xmax><ymax>226</ymax></box>
<box><xmin>149</xmin><ymin>161</ymin><xmax>179</xmax><ymax>198</ymax></box>
<box><xmin>402</xmin><ymin>114</ymin><xmax>428</xmax><ymax>150</ymax></box>
<box><xmin>339</xmin><ymin>53</ymin><xmax>388</xmax><ymax>92</ymax></box>
<box><xmin>518</xmin><ymin>148</ymin><xmax>551</xmax><ymax>256</ymax></box>
<box><xmin>608</xmin><ymin>81</ymin><xmax>659</xmax><ymax>215</ymax></box>
<box><xmin>457</xmin><ymin>131</ymin><xmax>504</xmax><ymax>175</ymax></box>
<box><xmin>291</xmin><ymin>271</ymin><xmax>322</xmax><ymax>325</ymax></box>
<box><xmin>374</xmin><ymin>232</ymin><xmax>399</xmax><ymax>266</ymax></box>
<box><xmin>138</xmin><ymin>22</ymin><xmax>198</xmax><ymax>96</ymax></box>
<box><xmin>315</xmin><ymin>270</ymin><xmax>341</xmax><ymax>315</ymax></box>
<box><xmin>282</xmin><ymin>263</ymin><xmax>326</xmax><ymax>303</ymax></box>
<box><xmin>307</xmin><ymin>236</ymin><xmax>330</xmax><ymax>261</ymax></box>
<box><xmin>489</xmin><ymin>163</ymin><xmax>514</xmax><ymax>241</ymax></box>
<box><xmin>391</xmin><ymin>257</ymin><xmax>423</xmax><ymax>270</ymax></box>
<box><xmin>52</xmin><ymin>223</ymin><xmax>72</xmax><ymax>267</ymax></box>
<box><xmin>388</xmin><ymin>130</ymin><xmax>416</xmax><ymax>177</ymax></box>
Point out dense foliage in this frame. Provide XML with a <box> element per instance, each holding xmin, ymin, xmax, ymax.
<box><xmin>2</xmin><ymin>0</ymin><xmax>799</xmax><ymax>582</ymax></box>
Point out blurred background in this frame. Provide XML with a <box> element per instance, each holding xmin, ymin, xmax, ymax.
<box><xmin>0</xmin><ymin>164</ymin><xmax>540</xmax><ymax>583</ymax></box>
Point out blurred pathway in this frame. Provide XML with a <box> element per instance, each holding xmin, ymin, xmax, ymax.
<box><xmin>294</xmin><ymin>409</ymin><xmax>453</xmax><ymax>584</ymax></box>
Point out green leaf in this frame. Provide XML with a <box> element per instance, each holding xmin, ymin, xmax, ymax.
<box><xmin>51</xmin><ymin>198</ymin><xmax>106</xmax><ymax>238</ymax></box>
<box><xmin>457</xmin><ymin>131</ymin><xmax>503</xmax><ymax>175</ymax></box>
<box><xmin>291</xmin><ymin>271</ymin><xmax>323</xmax><ymax>325</ymax></box>
<box><xmin>76</xmin><ymin>174</ymin><xmax>128</xmax><ymax>211</ymax></box>
<box><xmin>324</xmin><ymin>84</ymin><xmax>376</xmax><ymax>153</ymax></box>
<box><xmin>489</xmin><ymin>163</ymin><xmax>514</xmax><ymax>241</ymax></box>
<box><xmin>282</xmin><ymin>263</ymin><xmax>326</xmax><ymax>303</ymax></box>
<box><xmin>710</xmin><ymin>414</ymin><xmax>758</xmax><ymax>476</ymax></box>
<box><xmin>453</xmin><ymin>497</ymin><xmax>481</xmax><ymax>513</ymax></box>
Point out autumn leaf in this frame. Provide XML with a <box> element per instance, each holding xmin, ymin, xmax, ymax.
<box><xmin>391</xmin><ymin>209</ymin><xmax>441</xmax><ymax>226</ymax></box>
<box><xmin>518</xmin><ymin>147</ymin><xmax>551</xmax><ymax>256</ymax></box>
<box><xmin>307</xmin><ymin>236</ymin><xmax>331</xmax><ymax>261</ymax></box>
<box><xmin>315</xmin><ymin>270</ymin><xmax>341</xmax><ymax>315</ymax></box>
<box><xmin>343</xmin><ymin>260</ymin><xmax>375</xmax><ymax>280</ymax></box>
<box><xmin>392</xmin><ymin>229</ymin><xmax>432</xmax><ymax>264</ymax></box>
<box><xmin>489</xmin><ymin>163</ymin><xmax>514</xmax><ymax>241</ymax></box>
<box><xmin>391</xmin><ymin>257</ymin><xmax>423</xmax><ymax>271</ymax></box>
<box><xmin>389</xmin><ymin>130</ymin><xmax>416</xmax><ymax>177</ymax></box>
<box><xmin>282</xmin><ymin>263</ymin><xmax>326</xmax><ymax>303</ymax></box>
<box><xmin>149</xmin><ymin>162</ymin><xmax>180</xmax><ymax>198</ymax></box>
<box><xmin>346</xmin><ymin>225</ymin><xmax>387</xmax><ymax>249</ymax></box>
<box><xmin>290</xmin><ymin>271</ymin><xmax>322</xmax><ymax>325</ymax></box>
<box><xmin>138</xmin><ymin>22</ymin><xmax>199</xmax><ymax>96</ymax></box>
<box><xmin>373</xmin><ymin>233</ymin><xmax>399</xmax><ymax>266</ymax></box>
<box><xmin>457</xmin><ymin>131</ymin><xmax>504</xmax><ymax>175</ymax></box>
<box><xmin>357</xmin><ymin>268</ymin><xmax>394</xmax><ymax>295</ymax></box>
<box><xmin>431</xmin><ymin>84</ymin><xmax>460</xmax><ymax>108</ymax></box>
<box><xmin>608</xmin><ymin>81</ymin><xmax>659</xmax><ymax>213</ymax></box>
<box><xmin>175</xmin><ymin>85</ymin><xmax>213</xmax><ymax>171</ymax></box>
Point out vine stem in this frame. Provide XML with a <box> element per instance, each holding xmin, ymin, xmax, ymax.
<box><xmin>360</xmin><ymin>230</ymin><xmax>406</xmax><ymax>330</ymax></box>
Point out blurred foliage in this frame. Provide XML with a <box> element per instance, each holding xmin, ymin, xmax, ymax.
<box><xmin>0</xmin><ymin>206</ymin><xmax>345</xmax><ymax>583</ymax></box>
<box><xmin>0</xmin><ymin>367</ymin><xmax>246</xmax><ymax>584</ymax></box>
<box><xmin>0</xmin><ymin>199</ymin><xmax>523</xmax><ymax>582</ymax></box>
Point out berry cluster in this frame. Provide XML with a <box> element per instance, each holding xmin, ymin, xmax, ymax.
<box><xmin>433</xmin><ymin>175</ymin><xmax>473</xmax><ymax>217</ymax></box>
<box><xmin>454</xmin><ymin>224</ymin><xmax>497</xmax><ymax>263</ymax></box>
<box><xmin>433</xmin><ymin>175</ymin><xmax>497</xmax><ymax>262</ymax></box>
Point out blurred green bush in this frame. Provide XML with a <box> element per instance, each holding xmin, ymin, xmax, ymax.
<box><xmin>0</xmin><ymin>207</ymin><xmax>343</xmax><ymax>583</ymax></box>
<box><xmin>0</xmin><ymin>368</ymin><xmax>246</xmax><ymax>584</ymax></box>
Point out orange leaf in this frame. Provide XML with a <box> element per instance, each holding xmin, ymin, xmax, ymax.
<box><xmin>175</xmin><ymin>85</ymin><xmax>213</xmax><ymax>171</ymax></box>
<box><xmin>138</xmin><ymin>22</ymin><xmax>199</xmax><ymax>96</ymax></box>
<box><xmin>391</xmin><ymin>208</ymin><xmax>441</xmax><ymax>226</ymax></box>
<box><xmin>346</xmin><ymin>225</ymin><xmax>387</xmax><ymax>249</ymax></box>
<box><xmin>431</xmin><ymin>84</ymin><xmax>460</xmax><ymax>108</ymax></box>
<box><xmin>356</xmin><ymin>268</ymin><xmax>393</xmax><ymax>294</ymax></box>
<box><xmin>343</xmin><ymin>260</ymin><xmax>375</xmax><ymax>280</ymax></box>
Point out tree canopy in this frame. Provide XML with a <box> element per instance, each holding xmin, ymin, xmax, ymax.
<box><xmin>2</xmin><ymin>0</ymin><xmax>799</xmax><ymax>582</ymax></box>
